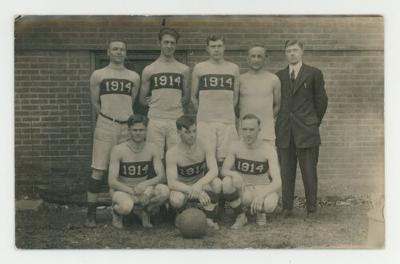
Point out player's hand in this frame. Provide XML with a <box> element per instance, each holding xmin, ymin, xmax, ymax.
<box><xmin>250</xmin><ymin>196</ymin><xmax>264</xmax><ymax>215</ymax></box>
<box><xmin>144</xmin><ymin>96</ymin><xmax>152</xmax><ymax>105</ymax></box>
<box><xmin>198</xmin><ymin>191</ymin><xmax>211</xmax><ymax>206</ymax></box>
<box><xmin>127</xmin><ymin>187</ymin><xmax>135</xmax><ymax>196</ymax></box>
<box><xmin>138</xmin><ymin>192</ymin><xmax>151</xmax><ymax>206</ymax></box>
<box><xmin>189</xmin><ymin>183</ymin><xmax>203</xmax><ymax>199</ymax></box>
<box><xmin>134</xmin><ymin>183</ymin><xmax>147</xmax><ymax>195</ymax></box>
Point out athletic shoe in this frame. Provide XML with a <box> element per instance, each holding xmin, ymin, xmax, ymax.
<box><xmin>206</xmin><ymin>218</ymin><xmax>220</xmax><ymax>230</ymax></box>
<box><xmin>256</xmin><ymin>212</ymin><xmax>267</xmax><ymax>226</ymax></box>
<box><xmin>112</xmin><ymin>210</ymin><xmax>123</xmax><ymax>229</ymax></box>
<box><xmin>231</xmin><ymin>213</ymin><xmax>248</xmax><ymax>229</ymax></box>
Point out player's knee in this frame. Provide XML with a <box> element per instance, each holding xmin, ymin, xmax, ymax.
<box><xmin>222</xmin><ymin>177</ymin><xmax>235</xmax><ymax>194</ymax></box>
<box><xmin>210</xmin><ymin>178</ymin><xmax>222</xmax><ymax>194</ymax></box>
<box><xmin>154</xmin><ymin>184</ymin><xmax>170</xmax><ymax>201</ymax></box>
<box><xmin>112</xmin><ymin>192</ymin><xmax>134</xmax><ymax>215</ymax></box>
<box><xmin>263</xmin><ymin>193</ymin><xmax>279</xmax><ymax>213</ymax></box>
<box><xmin>169</xmin><ymin>191</ymin><xmax>186</xmax><ymax>209</ymax></box>
<box><xmin>241</xmin><ymin>191</ymin><xmax>253</xmax><ymax>207</ymax></box>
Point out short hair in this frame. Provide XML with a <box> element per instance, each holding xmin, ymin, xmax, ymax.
<box><xmin>248</xmin><ymin>43</ymin><xmax>268</xmax><ymax>57</ymax></box>
<box><xmin>284</xmin><ymin>39</ymin><xmax>304</xmax><ymax>50</ymax></box>
<box><xmin>176</xmin><ymin>115</ymin><xmax>196</xmax><ymax>130</ymax></box>
<box><xmin>158</xmin><ymin>27</ymin><xmax>180</xmax><ymax>42</ymax></box>
<box><xmin>242</xmin><ymin>113</ymin><xmax>261</xmax><ymax>126</ymax></box>
<box><xmin>107</xmin><ymin>40</ymin><xmax>127</xmax><ymax>49</ymax></box>
<box><xmin>206</xmin><ymin>34</ymin><xmax>225</xmax><ymax>45</ymax></box>
<box><xmin>128</xmin><ymin>114</ymin><xmax>149</xmax><ymax>128</ymax></box>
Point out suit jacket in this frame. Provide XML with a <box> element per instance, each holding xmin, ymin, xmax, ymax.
<box><xmin>275</xmin><ymin>63</ymin><xmax>328</xmax><ymax>148</ymax></box>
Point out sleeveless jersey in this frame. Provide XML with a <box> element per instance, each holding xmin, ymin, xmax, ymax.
<box><xmin>174</xmin><ymin>141</ymin><xmax>207</xmax><ymax>185</ymax></box>
<box><xmin>233</xmin><ymin>141</ymin><xmax>271</xmax><ymax>185</ymax></box>
<box><xmin>196</xmin><ymin>61</ymin><xmax>238</xmax><ymax>124</ymax></box>
<box><xmin>118</xmin><ymin>142</ymin><xmax>155</xmax><ymax>186</ymax></box>
<box><xmin>145</xmin><ymin>59</ymin><xmax>188</xmax><ymax>120</ymax></box>
<box><xmin>239</xmin><ymin>72</ymin><xmax>276</xmax><ymax>140</ymax></box>
<box><xmin>96</xmin><ymin>66</ymin><xmax>139</xmax><ymax>121</ymax></box>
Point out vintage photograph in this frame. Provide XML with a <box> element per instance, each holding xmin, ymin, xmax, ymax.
<box><xmin>14</xmin><ymin>15</ymin><xmax>384</xmax><ymax>249</ymax></box>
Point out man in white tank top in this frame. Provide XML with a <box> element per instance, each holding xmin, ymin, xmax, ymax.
<box><xmin>140</xmin><ymin>28</ymin><xmax>190</xmax><ymax>160</ymax></box>
<box><xmin>239</xmin><ymin>44</ymin><xmax>281</xmax><ymax>144</ymax></box>
<box><xmin>221</xmin><ymin>114</ymin><xmax>281</xmax><ymax>229</ymax></box>
<box><xmin>86</xmin><ymin>41</ymin><xmax>141</xmax><ymax>228</ymax></box>
<box><xmin>108</xmin><ymin>115</ymin><xmax>169</xmax><ymax>229</ymax></box>
<box><xmin>166</xmin><ymin>115</ymin><xmax>221</xmax><ymax>230</ymax></box>
<box><xmin>191</xmin><ymin>34</ymin><xmax>240</xmax><ymax>166</ymax></box>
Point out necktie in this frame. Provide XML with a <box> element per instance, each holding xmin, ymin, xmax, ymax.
<box><xmin>290</xmin><ymin>69</ymin><xmax>296</xmax><ymax>82</ymax></box>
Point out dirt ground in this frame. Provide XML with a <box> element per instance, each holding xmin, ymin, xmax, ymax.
<box><xmin>15</xmin><ymin>197</ymin><xmax>370</xmax><ymax>249</ymax></box>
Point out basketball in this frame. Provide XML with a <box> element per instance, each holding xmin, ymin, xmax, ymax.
<box><xmin>176</xmin><ymin>208</ymin><xmax>207</xmax><ymax>238</ymax></box>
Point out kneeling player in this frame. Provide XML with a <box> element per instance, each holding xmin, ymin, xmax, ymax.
<box><xmin>166</xmin><ymin>115</ymin><xmax>221</xmax><ymax>230</ymax></box>
<box><xmin>108</xmin><ymin>114</ymin><xmax>170</xmax><ymax>229</ymax></box>
<box><xmin>221</xmin><ymin>114</ymin><xmax>281</xmax><ymax>229</ymax></box>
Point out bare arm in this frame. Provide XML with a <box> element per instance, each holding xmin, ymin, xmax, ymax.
<box><xmin>221</xmin><ymin>143</ymin><xmax>241</xmax><ymax>179</ymax></box>
<box><xmin>272</xmin><ymin>75</ymin><xmax>282</xmax><ymax>119</ymax></box>
<box><xmin>166</xmin><ymin>151</ymin><xmax>192</xmax><ymax>194</ymax></box>
<box><xmin>181</xmin><ymin>66</ymin><xmax>191</xmax><ymax>108</ymax></box>
<box><xmin>108</xmin><ymin>147</ymin><xmax>134</xmax><ymax>195</ymax></box>
<box><xmin>232</xmin><ymin>65</ymin><xmax>240</xmax><ymax>107</ymax></box>
<box><xmin>258</xmin><ymin>146</ymin><xmax>281</xmax><ymax>199</ymax></box>
<box><xmin>131</xmin><ymin>73</ymin><xmax>140</xmax><ymax>110</ymax></box>
<box><xmin>139</xmin><ymin>67</ymin><xmax>151</xmax><ymax>106</ymax></box>
<box><xmin>193</xmin><ymin>146</ymin><xmax>218</xmax><ymax>187</ymax></box>
<box><xmin>89</xmin><ymin>71</ymin><xmax>101</xmax><ymax>115</ymax></box>
<box><xmin>191</xmin><ymin>66</ymin><xmax>200</xmax><ymax>112</ymax></box>
<box><xmin>140</xmin><ymin>147</ymin><xmax>166</xmax><ymax>187</ymax></box>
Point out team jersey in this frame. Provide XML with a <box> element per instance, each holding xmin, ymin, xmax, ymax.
<box><xmin>239</xmin><ymin>71</ymin><xmax>278</xmax><ymax>140</ymax></box>
<box><xmin>232</xmin><ymin>140</ymin><xmax>271</xmax><ymax>185</ymax></box>
<box><xmin>93</xmin><ymin>65</ymin><xmax>139</xmax><ymax>121</ymax></box>
<box><xmin>143</xmin><ymin>59</ymin><xmax>189</xmax><ymax>120</ymax></box>
<box><xmin>195</xmin><ymin>60</ymin><xmax>239</xmax><ymax>124</ymax></box>
<box><xmin>118</xmin><ymin>142</ymin><xmax>155</xmax><ymax>186</ymax></box>
<box><xmin>168</xmin><ymin>141</ymin><xmax>208</xmax><ymax>185</ymax></box>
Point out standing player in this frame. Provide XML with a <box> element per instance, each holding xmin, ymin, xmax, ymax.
<box><xmin>221</xmin><ymin>114</ymin><xmax>281</xmax><ymax>229</ymax></box>
<box><xmin>239</xmin><ymin>44</ymin><xmax>281</xmax><ymax>145</ymax></box>
<box><xmin>139</xmin><ymin>28</ymin><xmax>190</xmax><ymax>160</ymax></box>
<box><xmin>108</xmin><ymin>114</ymin><xmax>169</xmax><ymax>229</ymax></box>
<box><xmin>166</xmin><ymin>115</ymin><xmax>221</xmax><ymax>230</ymax></box>
<box><xmin>191</xmin><ymin>34</ymin><xmax>240</xmax><ymax>168</ymax></box>
<box><xmin>86</xmin><ymin>41</ymin><xmax>140</xmax><ymax>228</ymax></box>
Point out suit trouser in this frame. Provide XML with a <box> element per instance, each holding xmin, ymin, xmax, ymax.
<box><xmin>277</xmin><ymin>133</ymin><xmax>319</xmax><ymax>212</ymax></box>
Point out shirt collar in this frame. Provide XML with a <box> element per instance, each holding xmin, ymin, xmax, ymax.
<box><xmin>289</xmin><ymin>61</ymin><xmax>303</xmax><ymax>75</ymax></box>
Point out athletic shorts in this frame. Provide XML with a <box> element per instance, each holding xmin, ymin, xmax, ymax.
<box><xmin>91</xmin><ymin>115</ymin><xmax>130</xmax><ymax>170</ymax></box>
<box><xmin>197</xmin><ymin>121</ymin><xmax>238</xmax><ymax>161</ymax></box>
<box><xmin>146</xmin><ymin>118</ymin><xmax>179</xmax><ymax>158</ymax></box>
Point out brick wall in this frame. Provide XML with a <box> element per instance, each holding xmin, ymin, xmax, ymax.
<box><xmin>14</xmin><ymin>15</ymin><xmax>384</xmax><ymax>199</ymax></box>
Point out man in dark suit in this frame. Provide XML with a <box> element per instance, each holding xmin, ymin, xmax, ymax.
<box><xmin>275</xmin><ymin>40</ymin><xmax>328</xmax><ymax>217</ymax></box>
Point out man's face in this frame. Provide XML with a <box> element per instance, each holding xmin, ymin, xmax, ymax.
<box><xmin>178</xmin><ymin>125</ymin><xmax>196</xmax><ymax>146</ymax></box>
<box><xmin>248</xmin><ymin>47</ymin><xmax>266</xmax><ymax>71</ymax></box>
<box><xmin>159</xmin><ymin>34</ymin><xmax>177</xmax><ymax>58</ymax></box>
<box><xmin>129</xmin><ymin>123</ymin><xmax>147</xmax><ymax>143</ymax></box>
<box><xmin>108</xmin><ymin>41</ymin><xmax>127</xmax><ymax>64</ymax></box>
<box><xmin>241</xmin><ymin>118</ymin><xmax>260</xmax><ymax>145</ymax></box>
<box><xmin>285</xmin><ymin>43</ymin><xmax>303</xmax><ymax>65</ymax></box>
<box><xmin>206</xmin><ymin>39</ymin><xmax>225</xmax><ymax>60</ymax></box>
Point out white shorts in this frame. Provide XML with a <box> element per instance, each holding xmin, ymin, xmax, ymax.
<box><xmin>146</xmin><ymin>118</ymin><xmax>179</xmax><ymax>158</ymax></box>
<box><xmin>91</xmin><ymin>115</ymin><xmax>130</xmax><ymax>170</ymax></box>
<box><xmin>197</xmin><ymin>121</ymin><xmax>238</xmax><ymax>161</ymax></box>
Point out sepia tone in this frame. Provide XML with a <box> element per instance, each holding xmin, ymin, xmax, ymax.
<box><xmin>14</xmin><ymin>15</ymin><xmax>384</xmax><ymax>248</ymax></box>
